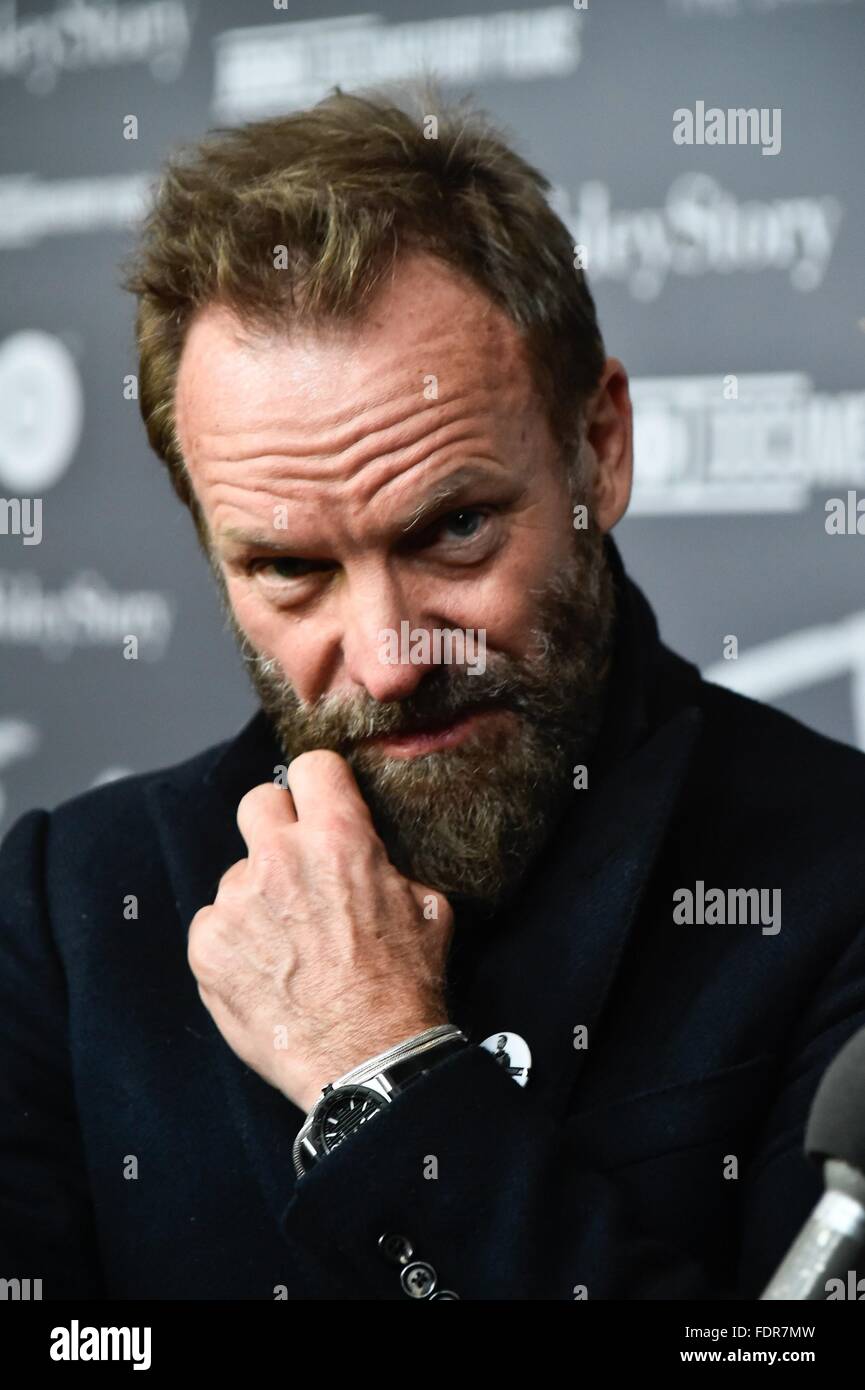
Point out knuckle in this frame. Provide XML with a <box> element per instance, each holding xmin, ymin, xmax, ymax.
<box><xmin>217</xmin><ymin>858</ymin><xmax>247</xmax><ymax>896</ymax></box>
<box><xmin>187</xmin><ymin>921</ymin><xmax>213</xmax><ymax>979</ymax></box>
<box><xmin>187</xmin><ymin>906</ymin><xmax>232</xmax><ymax>983</ymax></box>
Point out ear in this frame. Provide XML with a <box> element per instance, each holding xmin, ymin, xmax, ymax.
<box><xmin>583</xmin><ymin>358</ymin><xmax>633</xmax><ymax>533</ymax></box>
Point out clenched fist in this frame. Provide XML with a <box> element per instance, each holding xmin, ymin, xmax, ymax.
<box><xmin>187</xmin><ymin>750</ymin><xmax>454</xmax><ymax>1113</ymax></box>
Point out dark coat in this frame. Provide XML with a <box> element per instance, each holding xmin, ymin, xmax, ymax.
<box><xmin>2</xmin><ymin>537</ymin><xmax>864</xmax><ymax>1300</ymax></box>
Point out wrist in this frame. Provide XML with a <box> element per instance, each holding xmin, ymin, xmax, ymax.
<box><xmin>292</xmin><ymin>1025</ymin><xmax>469</xmax><ymax>1177</ymax></box>
<box><xmin>301</xmin><ymin>1017</ymin><xmax>451</xmax><ymax>1110</ymax></box>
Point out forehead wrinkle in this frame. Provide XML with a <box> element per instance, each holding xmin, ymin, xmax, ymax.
<box><xmin>184</xmin><ymin>292</ymin><xmax>544</xmax><ymax>549</ymax></box>
<box><xmin>193</xmin><ymin>379</ymin><xmax>508</xmax><ymax>526</ymax></box>
<box><xmin>192</xmin><ymin>371</ymin><xmax>500</xmax><ymax>473</ymax></box>
<box><xmin>200</xmin><ymin>361</ymin><xmax>533</xmax><ymax>541</ymax></box>
<box><xmin>181</xmin><ymin>300</ymin><xmax>537</xmax><ymax>498</ymax></box>
<box><xmin>179</xmin><ymin>257</ymin><xmax>540</xmax><ymax>462</ymax></box>
<box><xmin>185</xmin><ymin>303</ymin><xmax>527</xmax><ymax>455</ymax></box>
<box><xmin>345</xmin><ymin>415</ymin><xmax>494</xmax><ymax>508</ymax></box>
<box><xmin>350</xmin><ymin>436</ymin><xmax>506</xmax><ymax>519</ymax></box>
<box><xmin>208</xmin><ymin>451</ymin><xmax>512</xmax><ymax>557</ymax></box>
<box><xmin>207</xmin><ymin>474</ymin><xmax>331</xmax><ymax>533</ymax></box>
<box><xmin>323</xmin><ymin>357</ymin><xmax>528</xmax><ymax>500</ymax></box>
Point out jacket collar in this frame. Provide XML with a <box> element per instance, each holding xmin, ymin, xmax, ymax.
<box><xmin>443</xmin><ymin>533</ymin><xmax>704</xmax><ymax>1117</ymax></box>
<box><xmin>145</xmin><ymin>534</ymin><xmax>704</xmax><ymax>1219</ymax></box>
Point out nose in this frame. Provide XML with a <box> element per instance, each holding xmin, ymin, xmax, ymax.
<box><xmin>340</xmin><ymin>568</ymin><xmax>432</xmax><ymax>702</ymax></box>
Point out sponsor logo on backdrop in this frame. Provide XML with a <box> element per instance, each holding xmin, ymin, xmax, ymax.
<box><xmin>0</xmin><ymin>571</ymin><xmax>174</xmax><ymax>659</ymax></box>
<box><xmin>669</xmin><ymin>0</ymin><xmax>855</xmax><ymax>15</ymax></box>
<box><xmin>211</xmin><ymin>6</ymin><xmax>583</xmax><ymax>120</ymax></box>
<box><xmin>1</xmin><ymin>167</ymin><xmax>841</xmax><ymax>310</ymax></box>
<box><xmin>629</xmin><ymin>373</ymin><xmax>864</xmax><ymax>514</ymax></box>
<box><xmin>0</xmin><ymin>0</ymin><xmax>195</xmax><ymax>94</ymax></box>
<box><xmin>704</xmin><ymin>610</ymin><xmax>865</xmax><ymax>752</ymax></box>
<box><xmin>0</xmin><ymin>332</ymin><xmax>83</xmax><ymax>492</ymax></box>
<box><xmin>551</xmin><ymin>173</ymin><xmax>843</xmax><ymax>300</ymax></box>
<box><xmin>0</xmin><ymin>174</ymin><xmax>155</xmax><ymax>249</ymax></box>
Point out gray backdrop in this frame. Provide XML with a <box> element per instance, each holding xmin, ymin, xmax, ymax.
<box><xmin>1</xmin><ymin>0</ymin><xmax>863</xmax><ymax>831</ymax></box>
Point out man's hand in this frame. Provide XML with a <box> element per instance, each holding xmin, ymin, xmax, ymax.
<box><xmin>187</xmin><ymin>750</ymin><xmax>454</xmax><ymax>1113</ymax></box>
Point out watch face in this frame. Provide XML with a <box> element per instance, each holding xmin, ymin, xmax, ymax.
<box><xmin>311</xmin><ymin>1085</ymin><xmax>387</xmax><ymax>1156</ymax></box>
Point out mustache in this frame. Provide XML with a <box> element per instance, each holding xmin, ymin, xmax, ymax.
<box><xmin>239</xmin><ymin>646</ymin><xmax>554</xmax><ymax>754</ymax></box>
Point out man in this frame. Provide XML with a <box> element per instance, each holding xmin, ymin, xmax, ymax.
<box><xmin>1</xmin><ymin>86</ymin><xmax>864</xmax><ymax>1302</ymax></box>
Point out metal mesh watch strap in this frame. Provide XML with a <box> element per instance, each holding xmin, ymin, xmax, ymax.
<box><xmin>378</xmin><ymin>1033</ymin><xmax>470</xmax><ymax>1091</ymax></box>
<box><xmin>331</xmin><ymin>1023</ymin><xmax>468</xmax><ymax>1088</ymax></box>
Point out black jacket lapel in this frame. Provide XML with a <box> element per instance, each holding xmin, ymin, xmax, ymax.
<box><xmin>442</xmin><ymin>536</ymin><xmax>706</xmax><ymax>1122</ymax></box>
<box><xmin>444</xmin><ymin>703</ymin><xmax>703</xmax><ymax>1123</ymax></box>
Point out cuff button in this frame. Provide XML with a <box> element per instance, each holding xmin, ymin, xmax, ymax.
<box><xmin>401</xmin><ymin>1261</ymin><xmax>437</xmax><ymax>1298</ymax></box>
<box><xmin>430</xmin><ymin>1290</ymin><xmax>460</xmax><ymax>1299</ymax></box>
<box><xmin>378</xmin><ymin>1232</ymin><xmax>414</xmax><ymax>1265</ymax></box>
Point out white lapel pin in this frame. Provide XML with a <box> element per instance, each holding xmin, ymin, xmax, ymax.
<box><xmin>480</xmin><ymin>1031</ymin><xmax>531</xmax><ymax>1086</ymax></box>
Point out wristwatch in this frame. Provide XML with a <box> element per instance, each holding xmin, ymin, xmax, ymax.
<box><xmin>292</xmin><ymin>1024</ymin><xmax>469</xmax><ymax>1178</ymax></box>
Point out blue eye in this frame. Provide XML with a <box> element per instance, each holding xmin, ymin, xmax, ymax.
<box><xmin>439</xmin><ymin>509</ymin><xmax>486</xmax><ymax>541</ymax></box>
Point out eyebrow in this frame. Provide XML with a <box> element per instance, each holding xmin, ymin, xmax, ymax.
<box><xmin>220</xmin><ymin>527</ymin><xmax>297</xmax><ymax>553</ymax></box>
<box><xmin>218</xmin><ymin>464</ymin><xmax>506</xmax><ymax>552</ymax></box>
<box><xmin>400</xmin><ymin>465</ymin><xmax>498</xmax><ymax>535</ymax></box>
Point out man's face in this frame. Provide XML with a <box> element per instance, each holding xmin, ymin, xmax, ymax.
<box><xmin>174</xmin><ymin>252</ymin><xmax>630</xmax><ymax>914</ymax></box>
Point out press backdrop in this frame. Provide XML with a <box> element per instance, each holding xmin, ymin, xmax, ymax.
<box><xmin>1</xmin><ymin>0</ymin><xmax>863</xmax><ymax>830</ymax></box>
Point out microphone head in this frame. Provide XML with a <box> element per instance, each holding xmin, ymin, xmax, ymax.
<box><xmin>805</xmin><ymin>1023</ymin><xmax>865</xmax><ymax>1170</ymax></box>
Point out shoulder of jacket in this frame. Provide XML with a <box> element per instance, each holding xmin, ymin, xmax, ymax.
<box><xmin>688</xmin><ymin>666</ymin><xmax>865</xmax><ymax>833</ymax></box>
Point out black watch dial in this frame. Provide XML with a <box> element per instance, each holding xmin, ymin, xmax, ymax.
<box><xmin>310</xmin><ymin>1084</ymin><xmax>388</xmax><ymax>1156</ymax></box>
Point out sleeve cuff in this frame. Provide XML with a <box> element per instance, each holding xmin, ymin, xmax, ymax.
<box><xmin>279</xmin><ymin>1044</ymin><xmax>552</xmax><ymax>1299</ymax></box>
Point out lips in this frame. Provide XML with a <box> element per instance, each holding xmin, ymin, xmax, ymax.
<box><xmin>360</xmin><ymin>703</ymin><xmax>508</xmax><ymax>758</ymax></box>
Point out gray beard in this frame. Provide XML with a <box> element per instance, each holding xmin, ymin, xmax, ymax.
<box><xmin>214</xmin><ymin>520</ymin><xmax>616</xmax><ymax>918</ymax></box>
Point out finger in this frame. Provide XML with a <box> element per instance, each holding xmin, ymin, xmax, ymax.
<box><xmin>236</xmin><ymin>780</ymin><xmax>297</xmax><ymax>855</ymax></box>
<box><xmin>285</xmin><ymin>749</ymin><xmax>375</xmax><ymax>830</ymax></box>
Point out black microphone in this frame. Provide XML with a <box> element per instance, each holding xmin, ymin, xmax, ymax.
<box><xmin>761</xmin><ymin>1023</ymin><xmax>865</xmax><ymax>1299</ymax></box>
